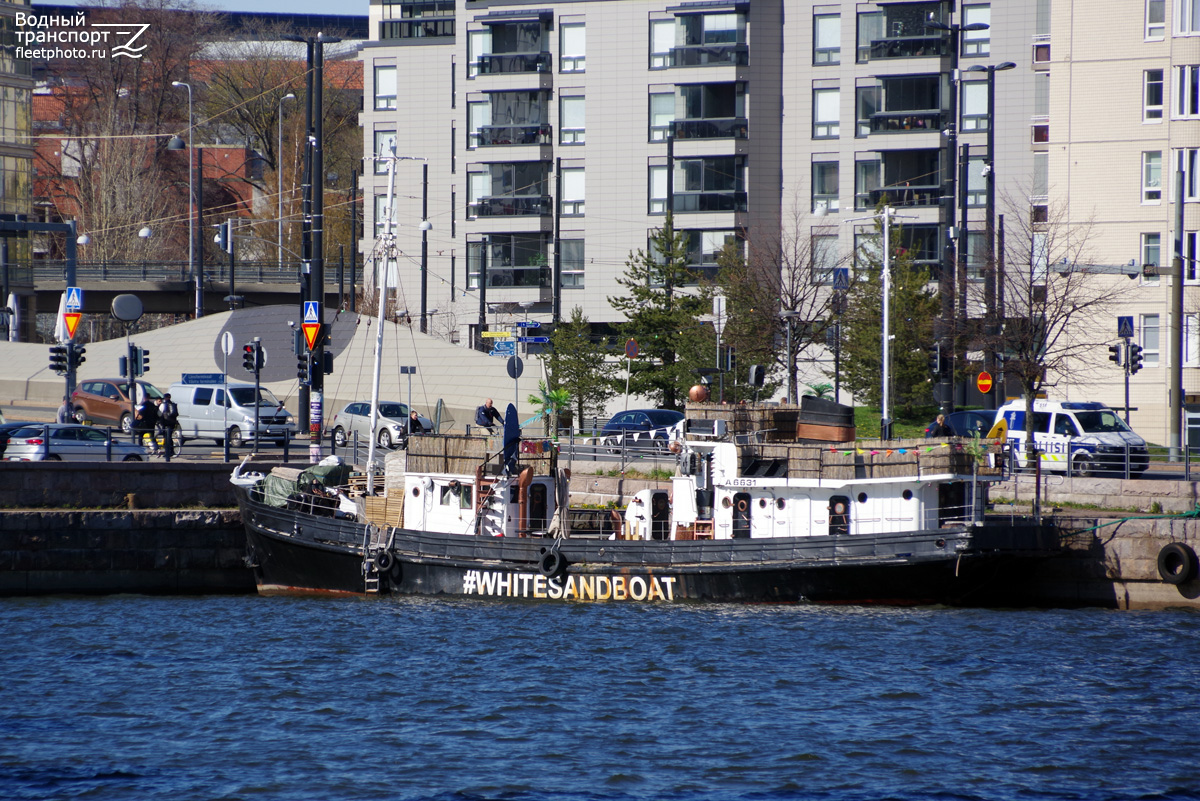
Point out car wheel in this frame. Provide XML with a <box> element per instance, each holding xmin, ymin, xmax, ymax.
<box><xmin>333</xmin><ymin>427</ymin><xmax>347</xmax><ymax>447</ymax></box>
<box><xmin>44</xmin><ymin>454</ymin><xmax>61</xmax><ymax>461</ymax></box>
<box><xmin>227</xmin><ymin>427</ymin><xmax>243</xmax><ymax>448</ymax></box>
<box><xmin>72</xmin><ymin>408</ymin><xmax>86</xmax><ymax>424</ymax></box>
<box><xmin>122</xmin><ymin>454</ymin><xmax>142</xmax><ymax>462</ymax></box>
<box><xmin>378</xmin><ymin>429</ymin><xmax>393</xmax><ymax>449</ymax></box>
<box><xmin>1071</xmin><ymin>453</ymin><xmax>1094</xmax><ymax>478</ymax></box>
<box><xmin>119</xmin><ymin>413</ymin><xmax>132</xmax><ymax>434</ymax></box>
<box><xmin>605</xmin><ymin>436</ymin><xmax>620</xmax><ymax>455</ymax></box>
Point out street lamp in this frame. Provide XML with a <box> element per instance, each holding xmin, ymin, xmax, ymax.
<box><xmin>169</xmin><ymin>80</ymin><xmax>198</xmax><ymax>318</ymax></box>
<box><xmin>277</xmin><ymin>92</ymin><xmax>295</xmax><ymax>271</ymax></box>
<box><xmin>846</xmin><ymin>207</ymin><xmax>897</xmax><ymax>439</ymax></box>
<box><xmin>966</xmin><ymin>61</ymin><xmax>1016</xmax><ymax>411</ymax></box>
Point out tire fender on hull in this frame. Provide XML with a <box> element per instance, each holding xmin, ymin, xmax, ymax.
<box><xmin>538</xmin><ymin>546</ymin><xmax>565</xmax><ymax>578</ymax></box>
<box><xmin>1157</xmin><ymin>542</ymin><xmax>1198</xmax><ymax>585</ymax></box>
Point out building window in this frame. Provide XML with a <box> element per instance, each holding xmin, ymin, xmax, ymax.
<box><xmin>1178</xmin><ymin>0</ymin><xmax>1200</xmax><ymax>34</ymax></box>
<box><xmin>812</xmin><ymin>161</ymin><xmax>839</xmax><ymax>214</ymax></box>
<box><xmin>649</xmin><ymin>165</ymin><xmax>667</xmax><ymax>214</ymax></box>
<box><xmin>1147</xmin><ymin>0</ymin><xmax>1166</xmax><ymax>38</ymax></box>
<box><xmin>811</xmin><ymin>234</ymin><xmax>838</xmax><ymax>284</ymax></box>
<box><xmin>962</xmin><ymin>5</ymin><xmax>990</xmax><ymax>56</ymax></box>
<box><xmin>682</xmin><ymin>229</ymin><xmax>740</xmax><ymax>279</ymax></box>
<box><xmin>650</xmin><ymin>19</ymin><xmax>674</xmax><ymax>69</ymax></box>
<box><xmin>814</xmin><ymin>14</ymin><xmax>840</xmax><ymax>65</ymax></box>
<box><xmin>1186</xmin><ymin>231</ymin><xmax>1200</xmax><ymax>283</ymax></box>
<box><xmin>560</xmin><ymin>96</ymin><xmax>585</xmax><ymax>144</ymax></box>
<box><xmin>373</xmin><ymin>131</ymin><xmax>397</xmax><ymax>174</ymax></box>
<box><xmin>855</xmin><ymin>86</ymin><xmax>878</xmax><ymax>138</ymax></box>
<box><xmin>966</xmin><ymin>231</ymin><xmax>988</xmax><ymax>280</ymax></box>
<box><xmin>560</xmin><ymin>23</ymin><xmax>585</xmax><ymax>72</ymax></box>
<box><xmin>966</xmin><ymin>155</ymin><xmax>987</xmax><ymax>207</ymax></box>
<box><xmin>1176</xmin><ymin>66</ymin><xmax>1200</xmax><ymax>118</ymax></box>
<box><xmin>962</xmin><ymin>80</ymin><xmax>989</xmax><ymax>131</ymax></box>
<box><xmin>560</xmin><ymin>167</ymin><xmax>585</xmax><ymax>216</ymax></box>
<box><xmin>1033</xmin><ymin>152</ymin><xmax>1049</xmax><ymax>199</ymax></box>
<box><xmin>374</xmin><ymin>194</ymin><xmax>394</xmax><ymax>235</ymax></box>
<box><xmin>1142</xmin><ymin>232</ymin><xmax>1162</xmax><ymax>285</ymax></box>
<box><xmin>649</xmin><ymin>92</ymin><xmax>674</xmax><ymax>141</ymax></box>
<box><xmin>561</xmin><ymin>239</ymin><xmax>585</xmax><ymax>288</ymax></box>
<box><xmin>374</xmin><ymin>65</ymin><xmax>397</xmax><ymax>110</ymax></box>
<box><xmin>1177</xmin><ymin>148</ymin><xmax>1199</xmax><ymax>200</ymax></box>
<box><xmin>1142</xmin><ymin>314</ymin><xmax>1160</xmax><ymax>367</ymax></box>
<box><xmin>673</xmin><ymin>156</ymin><xmax>746</xmax><ymax>213</ymax></box>
<box><xmin>1144</xmin><ymin>151</ymin><xmax>1162</xmax><ymax>202</ymax></box>
<box><xmin>855</xmin><ymin>11</ymin><xmax>883</xmax><ymax>63</ymax></box>
<box><xmin>1145</xmin><ymin>69</ymin><xmax>1165</xmax><ymax>121</ymax></box>
<box><xmin>854</xmin><ymin>158</ymin><xmax>880</xmax><ymax>210</ymax></box>
<box><xmin>813</xmin><ymin>88</ymin><xmax>840</xmax><ymax>139</ymax></box>
<box><xmin>1186</xmin><ymin>314</ymin><xmax>1200</xmax><ymax>367</ymax></box>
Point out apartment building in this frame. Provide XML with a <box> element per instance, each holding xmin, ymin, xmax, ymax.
<box><xmin>359</xmin><ymin>0</ymin><xmax>1050</xmax><ymax>400</ymax></box>
<box><xmin>0</xmin><ymin>0</ymin><xmax>34</xmax><ymax>342</ymax></box>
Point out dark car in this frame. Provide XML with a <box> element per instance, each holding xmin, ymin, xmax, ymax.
<box><xmin>924</xmin><ymin>410</ymin><xmax>996</xmax><ymax>438</ymax></box>
<box><xmin>601</xmin><ymin>409</ymin><xmax>685</xmax><ymax>453</ymax></box>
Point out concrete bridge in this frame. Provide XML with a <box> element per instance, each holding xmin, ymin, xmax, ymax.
<box><xmin>27</xmin><ymin>261</ymin><xmax>361</xmax><ymax>314</ymax></box>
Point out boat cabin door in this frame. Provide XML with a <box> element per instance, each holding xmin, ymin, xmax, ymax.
<box><xmin>829</xmin><ymin>495</ymin><xmax>850</xmax><ymax>537</ymax></box>
<box><xmin>650</xmin><ymin>491</ymin><xmax>670</xmax><ymax>540</ymax></box>
<box><xmin>732</xmin><ymin>492</ymin><xmax>752</xmax><ymax>539</ymax></box>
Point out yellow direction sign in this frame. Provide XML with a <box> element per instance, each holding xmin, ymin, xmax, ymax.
<box><xmin>482</xmin><ymin>331</ymin><xmax>513</xmax><ymax>338</ymax></box>
<box><xmin>63</xmin><ymin>312</ymin><xmax>81</xmax><ymax>339</ymax></box>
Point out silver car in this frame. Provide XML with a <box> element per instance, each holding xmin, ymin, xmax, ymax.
<box><xmin>4</xmin><ymin>424</ymin><xmax>149</xmax><ymax>462</ymax></box>
<box><xmin>328</xmin><ymin>401</ymin><xmax>433</xmax><ymax>449</ymax></box>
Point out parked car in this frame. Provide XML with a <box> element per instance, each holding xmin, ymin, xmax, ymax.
<box><xmin>328</xmin><ymin>401</ymin><xmax>434</xmax><ymax>449</ymax></box>
<box><xmin>72</xmin><ymin>379</ymin><xmax>164</xmax><ymax>433</ymax></box>
<box><xmin>995</xmin><ymin>399</ymin><xmax>1149</xmax><ymax>477</ymax></box>
<box><xmin>923</xmin><ymin>410</ymin><xmax>996</xmax><ymax>438</ymax></box>
<box><xmin>4</xmin><ymin>423</ymin><xmax>148</xmax><ymax>462</ymax></box>
<box><xmin>0</xmin><ymin>421</ymin><xmax>37</xmax><ymax>458</ymax></box>
<box><xmin>600</xmin><ymin>409</ymin><xmax>685</xmax><ymax>453</ymax></box>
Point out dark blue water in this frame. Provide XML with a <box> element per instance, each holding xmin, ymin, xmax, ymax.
<box><xmin>1</xmin><ymin>598</ymin><xmax>1198</xmax><ymax>801</ymax></box>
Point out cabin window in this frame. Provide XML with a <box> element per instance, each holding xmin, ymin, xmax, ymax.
<box><xmin>776</xmin><ymin>498</ymin><xmax>786</xmax><ymax>510</ymax></box>
<box><xmin>759</xmin><ymin>498</ymin><xmax>768</xmax><ymax>508</ymax></box>
<box><xmin>902</xmin><ymin>489</ymin><xmax>913</xmax><ymax>500</ymax></box>
<box><xmin>441</xmin><ymin>482</ymin><xmax>472</xmax><ymax>509</ymax></box>
<box><xmin>412</xmin><ymin>486</ymin><xmax>421</xmax><ymax>497</ymax></box>
<box><xmin>857</xmin><ymin>492</ymin><xmax>868</xmax><ymax>503</ymax></box>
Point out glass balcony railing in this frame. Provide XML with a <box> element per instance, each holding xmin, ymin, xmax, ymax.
<box><xmin>673</xmin><ymin>191</ymin><xmax>748</xmax><ymax>213</ymax></box>
<box><xmin>868</xmin><ymin>35</ymin><xmax>946</xmax><ymax>60</ymax></box>
<box><xmin>868</xmin><ymin>184</ymin><xmax>941</xmax><ymax>208</ymax></box>
<box><xmin>672</xmin><ymin>117</ymin><xmax>749</xmax><ymax>140</ymax></box>
<box><xmin>468</xmin><ymin>196</ymin><xmax>552</xmax><ymax>217</ymax></box>
<box><xmin>869</xmin><ymin>110</ymin><xmax>944</xmax><ymax>133</ymax></box>
<box><xmin>670</xmin><ymin>44</ymin><xmax>749</xmax><ymax>67</ymax></box>
<box><xmin>477</xmin><ymin>125</ymin><xmax>552</xmax><ymax>146</ymax></box>
<box><xmin>475</xmin><ymin>52</ymin><xmax>551</xmax><ymax>74</ymax></box>
<box><xmin>485</xmin><ymin>265</ymin><xmax>550</xmax><ymax>288</ymax></box>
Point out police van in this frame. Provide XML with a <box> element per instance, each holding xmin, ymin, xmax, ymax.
<box><xmin>168</xmin><ymin>374</ymin><xmax>297</xmax><ymax>448</ymax></box>
<box><xmin>993</xmin><ymin>399</ymin><xmax>1149</xmax><ymax>476</ymax></box>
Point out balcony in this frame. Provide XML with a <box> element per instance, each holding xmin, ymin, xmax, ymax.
<box><xmin>869</xmin><ymin>110</ymin><xmax>943</xmax><ymax>134</ymax></box>
<box><xmin>673</xmin><ymin>191</ymin><xmax>748</xmax><ymax>213</ymax></box>
<box><xmin>475</xmin><ymin>52</ymin><xmax>551</xmax><ymax>75</ymax></box>
<box><xmin>670</xmin><ymin>44</ymin><xmax>749</xmax><ymax>67</ymax></box>
<box><xmin>485</xmin><ymin>265</ymin><xmax>550</xmax><ymax>288</ymax></box>
<box><xmin>469</xmin><ymin>196</ymin><xmax>552</xmax><ymax>217</ymax></box>
<box><xmin>868</xmin><ymin>35</ymin><xmax>946</xmax><ymax>61</ymax></box>
<box><xmin>672</xmin><ymin>117</ymin><xmax>748</xmax><ymax>140</ymax></box>
<box><xmin>477</xmin><ymin>125</ymin><xmax>552</xmax><ymax>146</ymax></box>
<box><xmin>868</xmin><ymin>184</ymin><xmax>941</xmax><ymax>208</ymax></box>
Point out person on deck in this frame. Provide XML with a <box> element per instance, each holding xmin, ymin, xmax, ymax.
<box><xmin>475</xmin><ymin>398</ymin><xmax>502</xmax><ymax>432</ymax></box>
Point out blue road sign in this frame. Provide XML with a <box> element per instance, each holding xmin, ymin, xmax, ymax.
<box><xmin>1117</xmin><ymin>316</ymin><xmax>1134</xmax><ymax>339</ymax></box>
<box><xmin>181</xmin><ymin>373</ymin><xmax>224</xmax><ymax>385</ymax></box>
<box><xmin>491</xmin><ymin>342</ymin><xmax>516</xmax><ymax>356</ymax></box>
<box><xmin>833</xmin><ymin>268</ymin><xmax>850</xmax><ymax>291</ymax></box>
<box><xmin>303</xmin><ymin>301</ymin><xmax>319</xmax><ymax>323</ymax></box>
<box><xmin>65</xmin><ymin>286</ymin><xmax>83</xmax><ymax>310</ymax></box>
<box><xmin>517</xmin><ymin>336</ymin><xmax>550</xmax><ymax>343</ymax></box>
<box><xmin>515</xmin><ymin>321</ymin><xmax>541</xmax><ymax>328</ymax></box>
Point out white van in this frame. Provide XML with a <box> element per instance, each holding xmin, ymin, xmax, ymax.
<box><xmin>169</xmin><ymin>376</ymin><xmax>297</xmax><ymax>447</ymax></box>
<box><xmin>994</xmin><ymin>399</ymin><xmax>1149</xmax><ymax>476</ymax></box>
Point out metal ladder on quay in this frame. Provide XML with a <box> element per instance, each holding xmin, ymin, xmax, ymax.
<box><xmin>359</xmin><ymin>524</ymin><xmax>392</xmax><ymax>594</ymax></box>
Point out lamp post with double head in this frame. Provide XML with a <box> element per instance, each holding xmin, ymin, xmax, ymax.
<box><xmin>169</xmin><ymin>81</ymin><xmax>198</xmax><ymax>318</ymax></box>
<box><xmin>277</xmin><ymin>92</ymin><xmax>295</xmax><ymax>271</ymax></box>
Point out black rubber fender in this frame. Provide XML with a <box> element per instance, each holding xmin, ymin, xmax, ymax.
<box><xmin>1157</xmin><ymin>542</ymin><xmax>1198</xmax><ymax>585</ymax></box>
<box><xmin>376</xmin><ymin>551</ymin><xmax>395</xmax><ymax>572</ymax></box>
<box><xmin>538</xmin><ymin>550</ymin><xmax>565</xmax><ymax>578</ymax></box>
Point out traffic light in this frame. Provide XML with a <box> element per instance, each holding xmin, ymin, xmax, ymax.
<box><xmin>928</xmin><ymin>349</ymin><xmax>941</xmax><ymax>377</ymax></box>
<box><xmin>254</xmin><ymin>344</ymin><xmax>265</xmax><ymax>370</ymax></box>
<box><xmin>140</xmin><ymin>347</ymin><xmax>150</xmax><ymax>375</ymax></box>
<box><xmin>69</xmin><ymin>344</ymin><xmax>86</xmax><ymax>370</ymax></box>
<box><xmin>118</xmin><ymin>355</ymin><xmax>128</xmax><ymax>378</ymax></box>
<box><xmin>1128</xmin><ymin>343</ymin><xmax>1144</xmax><ymax>374</ymax></box>
<box><xmin>748</xmin><ymin>364</ymin><xmax>765</xmax><ymax>387</ymax></box>
<box><xmin>322</xmin><ymin>351</ymin><xmax>334</xmax><ymax>375</ymax></box>
<box><xmin>215</xmin><ymin>220</ymin><xmax>233</xmax><ymax>254</ymax></box>
<box><xmin>242</xmin><ymin>343</ymin><xmax>257</xmax><ymax>373</ymax></box>
<box><xmin>297</xmin><ymin>352</ymin><xmax>309</xmax><ymax>382</ymax></box>
<box><xmin>1108</xmin><ymin>344</ymin><xmax>1122</xmax><ymax>366</ymax></box>
<box><xmin>49</xmin><ymin>345</ymin><xmax>68</xmax><ymax>374</ymax></box>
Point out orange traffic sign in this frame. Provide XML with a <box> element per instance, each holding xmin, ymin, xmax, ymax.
<box><xmin>63</xmin><ymin>312</ymin><xmax>80</xmax><ymax>339</ymax></box>
<box><xmin>303</xmin><ymin>322</ymin><xmax>320</xmax><ymax>350</ymax></box>
<box><xmin>977</xmin><ymin>371</ymin><xmax>994</xmax><ymax>394</ymax></box>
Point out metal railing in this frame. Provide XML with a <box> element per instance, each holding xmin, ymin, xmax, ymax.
<box><xmin>30</xmin><ymin>261</ymin><xmax>351</xmax><ymax>286</ymax></box>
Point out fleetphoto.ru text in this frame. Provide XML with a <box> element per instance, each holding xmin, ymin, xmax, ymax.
<box><xmin>15</xmin><ymin>11</ymin><xmax>149</xmax><ymax>61</ymax></box>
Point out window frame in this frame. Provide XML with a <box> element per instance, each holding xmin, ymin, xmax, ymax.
<box><xmin>374</xmin><ymin>65</ymin><xmax>397</xmax><ymax>110</ymax></box>
<box><xmin>560</xmin><ymin>23</ymin><xmax>585</xmax><ymax>72</ymax></box>
<box><xmin>560</xmin><ymin>95</ymin><xmax>585</xmax><ymax>144</ymax></box>
<box><xmin>649</xmin><ymin>92</ymin><xmax>674</xmax><ymax>141</ymax></box>
<box><xmin>1141</xmin><ymin>313</ymin><xmax>1160</xmax><ymax>367</ymax></box>
<box><xmin>560</xmin><ymin>166</ymin><xmax>585</xmax><ymax>216</ymax></box>
<box><xmin>813</xmin><ymin>87</ymin><xmax>840</xmax><ymax>139</ymax></box>
<box><xmin>1142</xmin><ymin>232</ymin><xmax>1162</xmax><ymax>285</ymax></box>
<box><xmin>961</xmin><ymin>5</ymin><xmax>990</xmax><ymax>56</ymax></box>
<box><xmin>373</xmin><ymin>130</ymin><xmax>397</xmax><ymax>174</ymax></box>
<box><xmin>813</xmin><ymin>14</ymin><xmax>840</xmax><ymax>65</ymax></box>
<box><xmin>1178</xmin><ymin>0</ymin><xmax>1200</xmax><ymax>35</ymax></box>
<box><xmin>1145</xmin><ymin>68</ymin><xmax>1165</xmax><ymax>121</ymax></box>
<box><xmin>1175</xmin><ymin>65</ymin><xmax>1200</xmax><ymax>118</ymax></box>
<box><xmin>1144</xmin><ymin>151</ymin><xmax>1163</xmax><ymax>203</ymax></box>
<box><xmin>811</xmin><ymin>160</ymin><xmax>839</xmax><ymax>214</ymax></box>
<box><xmin>1147</xmin><ymin>0</ymin><xmax>1166</xmax><ymax>39</ymax></box>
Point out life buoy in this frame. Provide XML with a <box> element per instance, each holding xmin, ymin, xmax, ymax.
<box><xmin>736</xmin><ymin>498</ymin><xmax>748</xmax><ymax>512</ymax></box>
<box><xmin>1157</xmin><ymin>542</ymin><xmax>1198</xmax><ymax>585</ymax></box>
<box><xmin>376</xmin><ymin>551</ymin><xmax>394</xmax><ymax>572</ymax></box>
<box><xmin>538</xmin><ymin>550</ymin><xmax>565</xmax><ymax>578</ymax></box>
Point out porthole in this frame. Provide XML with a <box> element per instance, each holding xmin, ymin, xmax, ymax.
<box><xmin>759</xmin><ymin>498</ymin><xmax>768</xmax><ymax>508</ymax></box>
<box><xmin>857</xmin><ymin>492</ymin><xmax>868</xmax><ymax>504</ymax></box>
<box><xmin>721</xmin><ymin>496</ymin><xmax>732</xmax><ymax>509</ymax></box>
<box><xmin>776</xmin><ymin>498</ymin><xmax>786</xmax><ymax>510</ymax></box>
<box><xmin>412</xmin><ymin>486</ymin><xmax>421</xmax><ymax>497</ymax></box>
<box><xmin>902</xmin><ymin>489</ymin><xmax>913</xmax><ymax>501</ymax></box>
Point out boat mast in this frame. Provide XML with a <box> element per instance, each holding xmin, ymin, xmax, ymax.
<box><xmin>367</xmin><ymin>145</ymin><xmax>400</xmax><ymax>494</ymax></box>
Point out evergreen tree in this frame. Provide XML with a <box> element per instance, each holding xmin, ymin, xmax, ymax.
<box><xmin>609</xmin><ymin>216</ymin><xmax>714</xmax><ymax>410</ymax></box>
<box><xmin>837</xmin><ymin>219</ymin><xmax>940</xmax><ymax>416</ymax></box>
<box><xmin>547</xmin><ymin>306</ymin><xmax>617</xmax><ymax>429</ymax></box>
